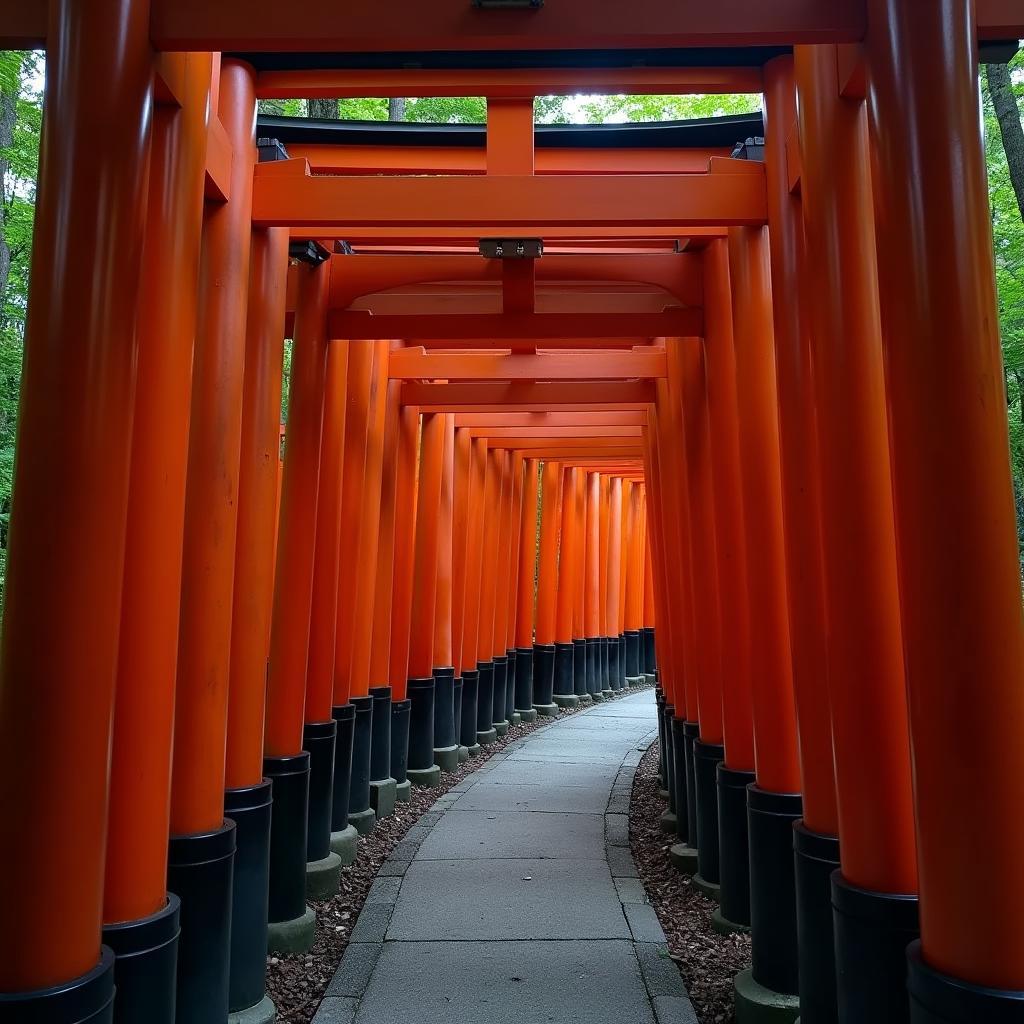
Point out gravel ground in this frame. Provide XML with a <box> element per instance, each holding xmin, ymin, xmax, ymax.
<box><xmin>265</xmin><ymin>683</ymin><xmax>654</xmax><ymax>1023</ymax></box>
<box><xmin>629</xmin><ymin>742</ymin><xmax>752</xmax><ymax>1024</ymax></box>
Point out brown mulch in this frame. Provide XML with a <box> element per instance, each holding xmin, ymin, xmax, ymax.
<box><xmin>629</xmin><ymin>742</ymin><xmax>752</xmax><ymax>1024</ymax></box>
<box><xmin>266</xmin><ymin>683</ymin><xmax>654</xmax><ymax>1023</ymax></box>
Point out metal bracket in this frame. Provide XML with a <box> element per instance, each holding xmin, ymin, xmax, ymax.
<box><xmin>480</xmin><ymin>238</ymin><xmax>544</xmax><ymax>260</ymax></box>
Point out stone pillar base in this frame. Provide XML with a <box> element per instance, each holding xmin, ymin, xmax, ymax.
<box><xmin>229</xmin><ymin>994</ymin><xmax>276</xmax><ymax>1024</ymax></box>
<box><xmin>370</xmin><ymin>777</ymin><xmax>397</xmax><ymax>819</ymax></box>
<box><xmin>395</xmin><ymin>779</ymin><xmax>412</xmax><ymax>803</ymax></box>
<box><xmin>625</xmin><ymin>676</ymin><xmax>645</xmax><ymax>688</ymax></box>
<box><xmin>305</xmin><ymin>852</ymin><xmax>342</xmax><ymax>901</ymax></box>
<box><xmin>711</xmin><ymin>908</ymin><xmax>751</xmax><ymax>937</ymax></box>
<box><xmin>434</xmin><ymin>744</ymin><xmax>460</xmax><ymax>773</ymax></box>
<box><xmin>733</xmin><ymin>969</ymin><xmax>799</xmax><ymax>1024</ymax></box>
<box><xmin>267</xmin><ymin>906</ymin><xmax>316</xmax><ymax>954</ymax></box>
<box><xmin>533</xmin><ymin>703</ymin><xmax>560</xmax><ymax>718</ymax></box>
<box><xmin>408</xmin><ymin>763</ymin><xmax>442</xmax><ymax>788</ymax></box>
<box><xmin>602</xmin><ymin>687</ymin><xmax>614</xmax><ymax>700</ymax></box>
<box><xmin>577</xmin><ymin>693</ymin><xmax>593</xmax><ymax>705</ymax></box>
<box><xmin>670</xmin><ymin>843</ymin><xmax>699</xmax><ymax>875</ymax></box>
<box><xmin>659</xmin><ymin>809</ymin><xmax>678</xmax><ymax>833</ymax></box>
<box><xmin>516</xmin><ymin>708</ymin><xmax>538</xmax><ymax>723</ymax></box>
<box><xmin>494</xmin><ymin>720</ymin><xmax>510</xmax><ymax>737</ymax></box>
<box><xmin>466</xmin><ymin>743</ymin><xmax>482</xmax><ymax>757</ymax></box>
<box><xmin>348</xmin><ymin>806</ymin><xmax>376</xmax><ymax>836</ymax></box>
<box><xmin>477</xmin><ymin>727</ymin><xmax>498</xmax><ymax>745</ymax></box>
<box><xmin>553</xmin><ymin>693</ymin><xmax>580</xmax><ymax>709</ymax></box>
<box><xmin>510</xmin><ymin>712</ymin><xmax>522</xmax><ymax>726</ymax></box>
<box><xmin>693</xmin><ymin>872</ymin><xmax>721</xmax><ymax>903</ymax></box>
<box><xmin>329</xmin><ymin>824</ymin><xmax>358</xmax><ymax>864</ymax></box>
<box><xmin>458</xmin><ymin>745</ymin><xmax>470</xmax><ymax>763</ymax></box>
<box><xmin>644</xmin><ymin>673</ymin><xmax>656</xmax><ymax>685</ymax></box>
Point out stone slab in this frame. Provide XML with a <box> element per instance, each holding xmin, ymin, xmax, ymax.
<box><xmin>354</xmin><ymin>940</ymin><xmax>654</xmax><ymax>1024</ymax></box>
<box><xmin>386</xmin><ymin>858</ymin><xmax>631</xmax><ymax>941</ymax></box>
<box><xmin>450</xmin><ymin>781</ymin><xmax>612</xmax><ymax>815</ymax></box>
<box><xmin>415</xmin><ymin>809</ymin><xmax>606</xmax><ymax>861</ymax></box>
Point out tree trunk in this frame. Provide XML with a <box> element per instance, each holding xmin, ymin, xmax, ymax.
<box><xmin>388</xmin><ymin>97</ymin><xmax>407</xmax><ymax>122</ymax></box>
<box><xmin>308</xmin><ymin>98</ymin><xmax>340</xmax><ymax>119</ymax></box>
<box><xmin>986</xmin><ymin>62</ymin><xmax>1024</xmax><ymax>221</ymax></box>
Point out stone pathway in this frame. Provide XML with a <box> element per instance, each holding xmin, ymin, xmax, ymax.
<box><xmin>313</xmin><ymin>690</ymin><xmax>698</xmax><ymax>1024</ymax></box>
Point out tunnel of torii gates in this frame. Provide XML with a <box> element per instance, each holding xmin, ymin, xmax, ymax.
<box><xmin>1</xmin><ymin>4</ymin><xmax>1024</xmax><ymax>1024</ymax></box>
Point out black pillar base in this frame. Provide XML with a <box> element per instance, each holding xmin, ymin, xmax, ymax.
<box><xmin>717</xmin><ymin>764</ymin><xmax>754</xmax><ymax>928</ymax></box>
<box><xmin>167</xmin><ymin>821</ymin><xmax>236</xmax><ymax>1024</ymax></box>
<box><xmin>600</xmin><ymin>636</ymin><xmax>611</xmax><ymax>693</ymax></box>
<box><xmin>664</xmin><ymin>708</ymin><xmax>680</xmax><ymax>823</ymax></box>
<box><xmin>505</xmin><ymin>650</ymin><xmax>517</xmax><ymax>722</ymax></box>
<box><xmin>0</xmin><ymin>948</ymin><xmax>116</xmax><ymax>1023</ymax></box>
<box><xmin>586</xmin><ymin>637</ymin><xmax>601</xmax><ymax>697</ymax></box>
<box><xmin>682</xmin><ymin>722</ymin><xmax>699</xmax><ymax>849</ymax></box>
<box><xmin>432</xmin><ymin>668</ymin><xmax>457</xmax><ymax>750</ymax></box>
<box><xmin>264</xmin><ymin>753</ymin><xmax>311</xmax><ymax>926</ymax></box>
<box><xmin>748</xmin><ymin>786</ymin><xmax>802</xmax><ymax>996</ymax></box>
<box><xmin>608</xmin><ymin>636</ymin><xmax>622</xmax><ymax>691</ymax></box>
<box><xmin>531</xmin><ymin>646</ymin><xmax>555</xmax><ymax>707</ymax></box>
<box><xmin>407</xmin><ymin>676</ymin><xmax>437</xmax><ymax>771</ymax></box>
<box><xmin>624</xmin><ymin>629</ymin><xmax>641</xmax><ymax>679</ymax></box>
<box><xmin>693</xmin><ymin>739</ymin><xmax>725</xmax><ymax>885</ymax></box>
<box><xmin>642</xmin><ymin>626</ymin><xmax>656</xmax><ymax>674</ymax></box>
<box><xmin>794</xmin><ymin>822</ymin><xmax>840</xmax><ymax>1024</ymax></box>
<box><xmin>553</xmin><ymin>642</ymin><xmax>575</xmax><ymax>698</ymax></box>
<box><xmin>224</xmin><ymin>780</ymin><xmax>273</xmax><ymax>1014</ymax></box>
<box><xmin>476</xmin><ymin>661</ymin><xmax>497</xmax><ymax>739</ymax></box>
<box><xmin>102</xmin><ymin>896</ymin><xmax>180</xmax><ymax>1024</ymax></box>
<box><xmin>907</xmin><ymin>940</ymin><xmax>1024</xmax><ymax>1023</ymax></box>
<box><xmin>656</xmin><ymin>689</ymin><xmax>667</xmax><ymax>789</ymax></box>
<box><xmin>460</xmin><ymin>670</ymin><xmax>480</xmax><ymax>747</ymax></box>
<box><xmin>513</xmin><ymin>649</ymin><xmax>533</xmax><ymax>714</ymax></box>
<box><xmin>368</xmin><ymin>686</ymin><xmax>392</xmax><ymax>783</ymax></box>
<box><xmin>391</xmin><ymin>698</ymin><xmax>411</xmax><ymax>785</ymax></box>
<box><xmin>832</xmin><ymin>871</ymin><xmax>919</xmax><ymax>1024</ymax></box>
<box><xmin>453</xmin><ymin>675</ymin><xmax>464</xmax><ymax>747</ymax></box>
<box><xmin>572</xmin><ymin>639</ymin><xmax>587</xmax><ymax>697</ymax></box>
<box><xmin>348</xmin><ymin>695</ymin><xmax>374</xmax><ymax>820</ymax></box>
<box><xmin>330</xmin><ymin>703</ymin><xmax>356</xmax><ymax>834</ymax></box>
<box><xmin>303</xmin><ymin>721</ymin><xmax>337</xmax><ymax>863</ymax></box>
<box><xmin>492</xmin><ymin>655</ymin><xmax>509</xmax><ymax>729</ymax></box>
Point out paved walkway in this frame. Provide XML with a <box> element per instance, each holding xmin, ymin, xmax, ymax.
<box><xmin>314</xmin><ymin>689</ymin><xmax>697</xmax><ymax>1024</ymax></box>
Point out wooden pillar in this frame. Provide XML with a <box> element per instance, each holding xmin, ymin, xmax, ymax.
<box><xmin>103</xmin><ymin>55</ymin><xmax>212</xmax><ymax>941</ymax></box>
<box><xmin>535</xmin><ymin>461</ymin><xmax>562</xmax><ymax>647</ymax></box>
<box><xmin>866</xmin><ymin>0</ymin><xmax>1024</xmax><ymax>1005</ymax></box>
<box><xmin>264</xmin><ymin>262</ymin><xmax>329</xmax><ymax>757</ymax></box>
<box><xmin>0</xmin><ymin>0</ymin><xmax>153</xmax><ymax>997</ymax></box>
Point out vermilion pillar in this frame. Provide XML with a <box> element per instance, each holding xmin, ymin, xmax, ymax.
<box><xmin>475</xmin><ymin>447</ymin><xmax>504</xmax><ymax>739</ymax></box>
<box><xmin>867</xmin><ymin>3</ymin><xmax>1024</xmax><ymax>1014</ymax></box>
<box><xmin>532</xmin><ymin>460</ymin><xmax>562</xmax><ymax>715</ymax></box>
<box><xmin>572</xmin><ymin>467</ymin><xmax>588</xmax><ymax>692</ymax></box>
<box><xmin>92</xmin><ymin>50</ymin><xmax>208</xmax><ymax>1024</ymax></box>
<box><xmin>407</xmin><ymin>412</ymin><xmax>445</xmax><ymax>783</ymax></box>
<box><xmin>514</xmin><ymin>457</ymin><xmax>540</xmax><ymax>720</ymax></box>
<box><xmin>167</xmin><ymin>58</ymin><xmax>256</xmax><ymax>1024</ymax></box>
<box><xmin>700</xmin><ymin>242</ymin><xmax>757</xmax><ymax>934</ymax></box>
<box><xmin>583</xmin><ymin>471</ymin><xmax>605</xmax><ymax>703</ymax></box>
<box><xmin>763</xmin><ymin>56</ymin><xmax>844</xmax><ymax>1021</ymax></box>
<box><xmin>223</xmin><ymin>224</ymin><xmax>289</xmax><ymax>1017</ymax></box>
<box><xmin>461</xmin><ymin>437</ymin><xmax>488</xmax><ymax>745</ymax></box>
<box><xmin>307</xmin><ymin>342</ymin><xmax>357</xmax><ymax>860</ymax></box>
<box><xmin>728</xmin><ymin>224</ymin><xmax>803</xmax><ymax>1010</ymax></box>
<box><xmin>432</xmin><ymin>414</ymin><xmax>460</xmax><ymax>771</ymax></box>
<box><xmin>489</xmin><ymin>449</ymin><xmax>514</xmax><ymax>734</ymax></box>
<box><xmin>552</xmin><ymin>466</ymin><xmax>580</xmax><ymax>706</ymax></box>
<box><xmin>605</xmin><ymin>476</ymin><xmax>623</xmax><ymax>692</ymax></box>
<box><xmin>795</xmin><ymin>42</ymin><xmax>920</xmax><ymax>1021</ymax></box>
<box><xmin>621</xmin><ymin>479</ymin><xmax>643</xmax><ymax>682</ymax></box>
<box><xmin>368</xmin><ymin>365</ymin><xmax>404</xmax><ymax>805</ymax></box>
<box><xmin>0</xmin><ymin>0</ymin><xmax>153</xmax><ymax>1004</ymax></box>
<box><xmin>503</xmin><ymin>452</ymin><xmax>527</xmax><ymax>724</ymax></box>
<box><xmin>263</xmin><ymin>257</ymin><xmax>329</xmax><ymax>950</ymax></box>
<box><xmin>388</xmin><ymin>403</ymin><xmax>421</xmax><ymax>778</ymax></box>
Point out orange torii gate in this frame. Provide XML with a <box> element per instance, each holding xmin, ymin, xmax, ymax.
<box><xmin>0</xmin><ymin>4</ymin><xmax>1022</xmax><ymax>1024</ymax></box>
